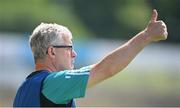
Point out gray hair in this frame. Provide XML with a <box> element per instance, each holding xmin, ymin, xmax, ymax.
<box><xmin>29</xmin><ymin>23</ymin><xmax>72</xmax><ymax>62</ymax></box>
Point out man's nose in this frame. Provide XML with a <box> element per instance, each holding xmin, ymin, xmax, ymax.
<box><xmin>71</xmin><ymin>50</ymin><xmax>77</xmax><ymax>58</ymax></box>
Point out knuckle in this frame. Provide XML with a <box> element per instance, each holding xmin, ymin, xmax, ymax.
<box><xmin>162</xmin><ymin>25</ymin><xmax>166</xmax><ymax>29</ymax></box>
<box><xmin>158</xmin><ymin>20</ymin><xmax>163</xmax><ymax>22</ymax></box>
<box><xmin>163</xmin><ymin>27</ymin><xmax>167</xmax><ymax>31</ymax></box>
<box><xmin>157</xmin><ymin>20</ymin><xmax>165</xmax><ymax>25</ymax></box>
<box><xmin>158</xmin><ymin>21</ymin><xmax>163</xmax><ymax>25</ymax></box>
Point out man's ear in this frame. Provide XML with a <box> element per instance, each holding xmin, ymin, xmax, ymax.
<box><xmin>47</xmin><ymin>47</ymin><xmax>56</xmax><ymax>57</ymax></box>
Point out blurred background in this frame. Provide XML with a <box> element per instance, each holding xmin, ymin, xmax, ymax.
<box><xmin>0</xmin><ymin>0</ymin><xmax>180</xmax><ymax>107</ymax></box>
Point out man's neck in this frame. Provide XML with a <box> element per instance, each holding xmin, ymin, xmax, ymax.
<box><xmin>35</xmin><ymin>60</ymin><xmax>55</xmax><ymax>72</ymax></box>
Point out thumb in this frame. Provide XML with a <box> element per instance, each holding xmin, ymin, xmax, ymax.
<box><xmin>150</xmin><ymin>9</ymin><xmax>158</xmax><ymax>23</ymax></box>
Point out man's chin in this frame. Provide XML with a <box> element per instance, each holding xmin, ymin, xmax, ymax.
<box><xmin>67</xmin><ymin>64</ymin><xmax>74</xmax><ymax>70</ymax></box>
<box><xmin>71</xmin><ymin>64</ymin><xmax>74</xmax><ymax>69</ymax></box>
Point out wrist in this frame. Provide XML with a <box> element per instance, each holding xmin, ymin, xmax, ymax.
<box><xmin>142</xmin><ymin>29</ymin><xmax>153</xmax><ymax>44</ymax></box>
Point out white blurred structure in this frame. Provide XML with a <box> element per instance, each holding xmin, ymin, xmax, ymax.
<box><xmin>0</xmin><ymin>33</ymin><xmax>180</xmax><ymax>106</ymax></box>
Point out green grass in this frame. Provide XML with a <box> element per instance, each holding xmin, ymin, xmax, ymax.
<box><xmin>96</xmin><ymin>67</ymin><xmax>180</xmax><ymax>95</ymax></box>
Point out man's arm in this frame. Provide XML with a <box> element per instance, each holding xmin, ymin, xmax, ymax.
<box><xmin>88</xmin><ymin>9</ymin><xmax>168</xmax><ymax>87</ymax></box>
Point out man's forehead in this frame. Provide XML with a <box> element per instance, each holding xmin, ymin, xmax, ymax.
<box><xmin>60</xmin><ymin>33</ymin><xmax>73</xmax><ymax>45</ymax></box>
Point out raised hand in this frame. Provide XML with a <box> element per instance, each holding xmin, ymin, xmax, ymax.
<box><xmin>145</xmin><ymin>9</ymin><xmax>168</xmax><ymax>42</ymax></box>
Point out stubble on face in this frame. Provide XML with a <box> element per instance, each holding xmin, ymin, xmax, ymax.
<box><xmin>56</xmin><ymin>33</ymin><xmax>74</xmax><ymax>70</ymax></box>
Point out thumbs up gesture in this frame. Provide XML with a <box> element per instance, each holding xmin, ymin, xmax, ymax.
<box><xmin>145</xmin><ymin>9</ymin><xmax>168</xmax><ymax>42</ymax></box>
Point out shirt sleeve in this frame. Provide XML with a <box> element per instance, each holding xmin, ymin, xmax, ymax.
<box><xmin>42</xmin><ymin>66</ymin><xmax>92</xmax><ymax>104</ymax></box>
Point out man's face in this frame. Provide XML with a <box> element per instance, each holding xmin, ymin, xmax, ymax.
<box><xmin>53</xmin><ymin>34</ymin><xmax>77</xmax><ymax>71</ymax></box>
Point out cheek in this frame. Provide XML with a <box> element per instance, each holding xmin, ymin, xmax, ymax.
<box><xmin>57</xmin><ymin>51</ymin><xmax>71</xmax><ymax>62</ymax></box>
<box><xmin>65</xmin><ymin>51</ymin><xmax>72</xmax><ymax>58</ymax></box>
<box><xmin>56</xmin><ymin>56</ymin><xmax>63</xmax><ymax>64</ymax></box>
<box><xmin>56</xmin><ymin>52</ymin><xmax>66</xmax><ymax>62</ymax></box>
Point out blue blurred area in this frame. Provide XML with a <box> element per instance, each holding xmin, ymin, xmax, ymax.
<box><xmin>1</xmin><ymin>0</ymin><xmax>180</xmax><ymax>107</ymax></box>
<box><xmin>0</xmin><ymin>33</ymin><xmax>180</xmax><ymax>106</ymax></box>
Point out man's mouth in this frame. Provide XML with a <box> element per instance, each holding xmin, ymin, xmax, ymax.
<box><xmin>72</xmin><ymin>60</ymin><xmax>75</xmax><ymax>64</ymax></box>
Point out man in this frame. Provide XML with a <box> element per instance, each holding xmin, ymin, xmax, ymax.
<box><xmin>13</xmin><ymin>9</ymin><xmax>168</xmax><ymax>107</ymax></box>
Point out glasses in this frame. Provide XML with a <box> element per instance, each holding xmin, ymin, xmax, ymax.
<box><xmin>53</xmin><ymin>45</ymin><xmax>72</xmax><ymax>49</ymax></box>
<box><xmin>46</xmin><ymin>45</ymin><xmax>73</xmax><ymax>54</ymax></box>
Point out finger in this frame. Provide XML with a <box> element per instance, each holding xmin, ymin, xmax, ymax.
<box><xmin>157</xmin><ymin>21</ymin><xmax>167</xmax><ymax>29</ymax></box>
<box><xmin>163</xmin><ymin>31</ymin><xmax>168</xmax><ymax>40</ymax></box>
<box><xmin>150</xmin><ymin>9</ymin><xmax>158</xmax><ymax>23</ymax></box>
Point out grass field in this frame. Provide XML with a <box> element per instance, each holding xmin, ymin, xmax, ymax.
<box><xmin>0</xmin><ymin>35</ymin><xmax>179</xmax><ymax>106</ymax></box>
<box><xmin>0</xmin><ymin>67</ymin><xmax>179</xmax><ymax>106</ymax></box>
<box><xmin>77</xmin><ymin>67</ymin><xmax>180</xmax><ymax>107</ymax></box>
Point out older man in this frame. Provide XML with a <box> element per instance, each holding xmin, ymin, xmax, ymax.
<box><xmin>13</xmin><ymin>9</ymin><xmax>167</xmax><ymax>107</ymax></box>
